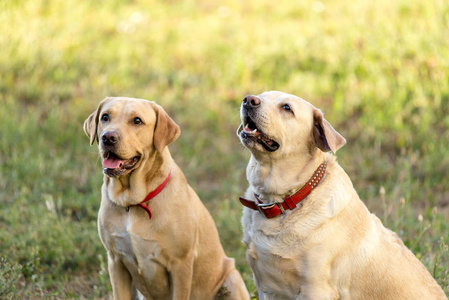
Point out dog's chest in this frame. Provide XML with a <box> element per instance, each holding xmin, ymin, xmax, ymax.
<box><xmin>248</xmin><ymin>240</ymin><xmax>303</xmax><ymax>298</ymax></box>
<box><xmin>244</xmin><ymin>218</ymin><xmax>305</xmax><ymax>298</ymax></box>
<box><xmin>100</xmin><ymin>216</ymin><xmax>171</xmax><ymax>297</ymax></box>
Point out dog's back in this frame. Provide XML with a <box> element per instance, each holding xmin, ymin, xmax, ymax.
<box><xmin>325</xmin><ymin>161</ymin><xmax>446</xmax><ymax>299</ymax></box>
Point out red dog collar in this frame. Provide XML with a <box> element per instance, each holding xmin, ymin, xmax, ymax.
<box><xmin>239</xmin><ymin>162</ymin><xmax>327</xmax><ymax>218</ymax></box>
<box><xmin>127</xmin><ymin>170</ymin><xmax>171</xmax><ymax>219</ymax></box>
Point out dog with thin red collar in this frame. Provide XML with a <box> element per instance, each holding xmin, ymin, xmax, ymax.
<box><xmin>237</xmin><ymin>91</ymin><xmax>445</xmax><ymax>300</ymax></box>
<box><xmin>84</xmin><ymin>97</ymin><xmax>250</xmax><ymax>300</ymax></box>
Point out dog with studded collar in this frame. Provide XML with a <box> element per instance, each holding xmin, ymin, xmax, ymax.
<box><xmin>237</xmin><ymin>91</ymin><xmax>445</xmax><ymax>300</ymax></box>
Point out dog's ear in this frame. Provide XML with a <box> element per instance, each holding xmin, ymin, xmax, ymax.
<box><xmin>151</xmin><ymin>102</ymin><xmax>181</xmax><ymax>152</ymax></box>
<box><xmin>312</xmin><ymin>109</ymin><xmax>346</xmax><ymax>153</ymax></box>
<box><xmin>83</xmin><ymin>112</ymin><xmax>97</xmax><ymax>146</ymax></box>
<box><xmin>83</xmin><ymin>97</ymin><xmax>110</xmax><ymax>146</ymax></box>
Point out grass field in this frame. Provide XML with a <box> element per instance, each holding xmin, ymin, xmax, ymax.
<box><xmin>1</xmin><ymin>0</ymin><xmax>449</xmax><ymax>298</ymax></box>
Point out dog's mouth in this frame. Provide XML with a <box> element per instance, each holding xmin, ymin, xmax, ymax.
<box><xmin>240</xmin><ymin>117</ymin><xmax>280</xmax><ymax>152</ymax></box>
<box><xmin>102</xmin><ymin>152</ymin><xmax>141</xmax><ymax>177</ymax></box>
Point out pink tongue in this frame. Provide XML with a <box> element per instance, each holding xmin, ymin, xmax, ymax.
<box><xmin>103</xmin><ymin>157</ymin><xmax>123</xmax><ymax>169</ymax></box>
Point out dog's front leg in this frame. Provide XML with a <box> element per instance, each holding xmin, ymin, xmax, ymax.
<box><xmin>108</xmin><ymin>253</ymin><xmax>133</xmax><ymax>300</ymax></box>
<box><xmin>170</xmin><ymin>254</ymin><xmax>195</xmax><ymax>300</ymax></box>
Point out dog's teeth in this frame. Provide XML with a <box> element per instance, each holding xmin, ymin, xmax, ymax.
<box><xmin>252</xmin><ymin>129</ymin><xmax>257</xmax><ymax>133</ymax></box>
<box><xmin>245</xmin><ymin>124</ymin><xmax>249</xmax><ymax>129</ymax></box>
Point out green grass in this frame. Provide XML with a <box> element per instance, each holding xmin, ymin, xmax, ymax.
<box><xmin>1</xmin><ymin>0</ymin><xmax>448</xmax><ymax>298</ymax></box>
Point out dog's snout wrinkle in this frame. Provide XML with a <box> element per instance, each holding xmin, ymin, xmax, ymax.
<box><xmin>243</xmin><ymin>95</ymin><xmax>261</xmax><ymax>109</ymax></box>
<box><xmin>102</xmin><ymin>130</ymin><xmax>120</xmax><ymax>145</ymax></box>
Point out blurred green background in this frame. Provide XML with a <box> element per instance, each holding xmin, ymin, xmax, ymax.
<box><xmin>1</xmin><ymin>0</ymin><xmax>448</xmax><ymax>298</ymax></box>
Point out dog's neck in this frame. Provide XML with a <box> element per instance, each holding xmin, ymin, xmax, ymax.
<box><xmin>104</xmin><ymin>148</ymin><xmax>172</xmax><ymax>207</ymax></box>
<box><xmin>246</xmin><ymin>149</ymin><xmax>327</xmax><ymax>203</ymax></box>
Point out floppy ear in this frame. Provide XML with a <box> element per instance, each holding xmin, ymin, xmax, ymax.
<box><xmin>312</xmin><ymin>109</ymin><xmax>346</xmax><ymax>153</ymax></box>
<box><xmin>151</xmin><ymin>102</ymin><xmax>181</xmax><ymax>152</ymax></box>
<box><xmin>83</xmin><ymin>97</ymin><xmax>111</xmax><ymax>146</ymax></box>
<box><xmin>83</xmin><ymin>112</ymin><xmax>98</xmax><ymax>145</ymax></box>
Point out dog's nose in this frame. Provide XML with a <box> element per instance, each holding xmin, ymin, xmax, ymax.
<box><xmin>101</xmin><ymin>131</ymin><xmax>119</xmax><ymax>145</ymax></box>
<box><xmin>243</xmin><ymin>95</ymin><xmax>260</xmax><ymax>108</ymax></box>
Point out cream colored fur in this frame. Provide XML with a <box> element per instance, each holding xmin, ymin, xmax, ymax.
<box><xmin>84</xmin><ymin>97</ymin><xmax>249</xmax><ymax>300</ymax></box>
<box><xmin>237</xmin><ymin>91</ymin><xmax>446</xmax><ymax>300</ymax></box>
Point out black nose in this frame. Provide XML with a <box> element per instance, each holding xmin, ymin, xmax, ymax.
<box><xmin>101</xmin><ymin>131</ymin><xmax>119</xmax><ymax>145</ymax></box>
<box><xmin>242</xmin><ymin>95</ymin><xmax>260</xmax><ymax>109</ymax></box>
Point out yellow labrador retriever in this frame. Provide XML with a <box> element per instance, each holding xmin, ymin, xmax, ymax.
<box><xmin>237</xmin><ymin>91</ymin><xmax>446</xmax><ymax>300</ymax></box>
<box><xmin>84</xmin><ymin>97</ymin><xmax>249</xmax><ymax>300</ymax></box>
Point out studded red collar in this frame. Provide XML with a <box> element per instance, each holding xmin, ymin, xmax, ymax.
<box><xmin>127</xmin><ymin>170</ymin><xmax>171</xmax><ymax>219</ymax></box>
<box><xmin>239</xmin><ymin>162</ymin><xmax>327</xmax><ymax>218</ymax></box>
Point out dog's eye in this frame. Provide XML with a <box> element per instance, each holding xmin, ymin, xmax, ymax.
<box><xmin>282</xmin><ymin>104</ymin><xmax>291</xmax><ymax>111</ymax></box>
<box><xmin>101</xmin><ymin>114</ymin><xmax>109</xmax><ymax>122</ymax></box>
<box><xmin>133</xmin><ymin>117</ymin><xmax>143</xmax><ymax>125</ymax></box>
